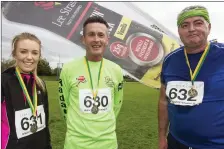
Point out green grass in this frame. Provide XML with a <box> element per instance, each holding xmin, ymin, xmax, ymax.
<box><xmin>45</xmin><ymin>81</ymin><xmax>159</xmax><ymax>149</ymax></box>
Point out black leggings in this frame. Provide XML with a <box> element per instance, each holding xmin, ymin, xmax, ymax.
<box><xmin>167</xmin><ymin>133</ymin><xmax>193</xmax><ymax>149</ymax></box>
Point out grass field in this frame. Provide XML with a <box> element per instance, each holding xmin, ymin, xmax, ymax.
<box><xmin>44</xmin><ymin>77</ymin><xmax>159</xmax><ymax>149</ymax></box>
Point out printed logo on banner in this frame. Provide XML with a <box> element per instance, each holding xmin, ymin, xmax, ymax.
<box><xmin>114</xmin><ymin>16</ymin><xmax>132</xmax><ymax>40</ymax></box>
<box><xmin>75</xmin><ymin>76</ymin><xmax>87</xmax><ymax>87</ymax></box>
<box><xmin>34</xmin><ymin>2</ymin><xmax>61</xmax><ymax>10</ymax></box>
<box><xmin>1</xmin><ymin>1</ymin><xmax>182</xmax><ymax>89</ymax></box>
<box><xmin>110</xmin><ymin>42</ymin><xmax>129</xmax><ymax>59</ymax></box>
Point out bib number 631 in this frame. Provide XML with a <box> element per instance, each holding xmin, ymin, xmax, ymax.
<box><xmin>21</xmin><ymin>114</ymin><xmax>43</xmax><ymax>131</ymax></box>
<box><xmin>168</xmin><ymin>88</ymin><xmax>196</xmax><ymax>101</ymax></box>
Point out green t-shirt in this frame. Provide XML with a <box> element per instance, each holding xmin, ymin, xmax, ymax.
<box><xmin>59</xmin><ymin>57</ymin><xmax>124</xmax><ymax>149</ymax></box>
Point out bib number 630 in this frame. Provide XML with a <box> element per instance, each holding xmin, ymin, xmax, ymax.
<box><xmin>168</xmin><ymin>88</ymin><xmax>196</xmax><ymax>101</ymax></box>
<box><xmin>84</xmin><ymin>96</ymin><xmax>108</xmax><ymax>108</ymax></box>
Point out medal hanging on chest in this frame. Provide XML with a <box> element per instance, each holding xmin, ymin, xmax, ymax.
<box><xmin>30</xmin><ymin>124</ymin><xmax>38</xmax><ymax>133</ymax></box>
<box><xmin>15</xmin><ymin>67</ymin><xmax>38</xmax><ymax>133</ymax></box>
<box><xmin>91</xmin><ymin>104</ymin><xmax>99</xmax><ymax>114</ymax></box>
<box><xmin>188</xmin><ymin>87</ymin><xmax>198</xmax><ymax>98</ymax></box>
<box><xmin>84</xmin><ymin>57</ymin><xmax>103</xmax><ymax>114</ymax></box>
<box><xmin>184</xmin><ymin>43</ymin><xmax>210</xmax><ymax>98</ymax></box>
<box><xmin>30</xmin><ymin>116</ymin><xmax>38</xmax><ymax>133</ymax></box>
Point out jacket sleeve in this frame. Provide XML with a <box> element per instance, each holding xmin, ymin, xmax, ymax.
<box><xmin>43</xmin><ymin>81</ymin><xmax>52</xmax><ymax>149</ymax></box>
<box><xmin>1</xmin><ymin>84</ymin><xmax>5</xmax><ymax>103</ymax></box>
<box><xmin>1</xmin><ymin>74</ymin><xmax>7</xmax><ymax>103</ymax></box>
<box><xmin>1</xmin><ymin>74</ymin><xmax>9</xmax><ymax>149</ymax></box>
<box><xmin>58</xmin><ymin>65</ymin><xmax>70</xmax><ymax>121</ymax></box>
<box><xmin>113</xmin><ymin>65</ymin><xmax>124</xmax><ymax>118</ymax></box>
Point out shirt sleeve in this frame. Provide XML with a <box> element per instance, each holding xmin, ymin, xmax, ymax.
<box><xmin>160</xmin><ymin>67</ymin><xmax>165</xmax><ymax>85</ymax></box>
<box><xmin>1</xmin><ymin>84</ymin><xmax>5</xmax><ymax>103</ymax></box>
<box><xmin>160</xmin><ymin>58</ymin><xmax>167</xmax><ymax>85</ymax></box>
<box><xmin>1</xmin><ymin>74</ymin><xmax>7</xmax><ymax>103</ymax></box>
<box><xmin>113</xmin><ymin>65</ymin><xmax>124</xmax><ymax>118</ymax></box>
<box><xmin>58</xmin><ymin>65</ymin><xmax>70</xmax><ymax>121</ymax></box>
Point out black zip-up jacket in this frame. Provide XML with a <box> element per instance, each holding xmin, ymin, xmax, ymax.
<box><xmin>1</xmin><ymin>67</ymin><xmax>52</xmax><ymax>149</ymax></box>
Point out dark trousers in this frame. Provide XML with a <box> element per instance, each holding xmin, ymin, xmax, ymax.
<box><xmin>167</xmin><ymin>133</ymin><xmax>193</xmax><ymax>149</ymax></box>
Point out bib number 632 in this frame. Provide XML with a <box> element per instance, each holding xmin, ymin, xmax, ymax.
<box><xmin>168</xmin><ymin>88</ymin><xmax>196</xmax><ymax>101</ymax></box>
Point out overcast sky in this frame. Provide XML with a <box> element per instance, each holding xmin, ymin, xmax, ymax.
<box><xmin>133</xmin><ymin>2</ymin><xmax>224</xmax><ymax>43</ymax></box>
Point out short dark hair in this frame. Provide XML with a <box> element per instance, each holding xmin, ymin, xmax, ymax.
<box><xmin>83</xmin><ymin>16</ymin><xmax>109</xmax><ymax>35</ymax></box>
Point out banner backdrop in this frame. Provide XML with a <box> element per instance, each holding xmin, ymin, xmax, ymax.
<box><xmin>1</xmin><ymin>1</ymin><xmax>182</xmax><ymax>88</ymax></box>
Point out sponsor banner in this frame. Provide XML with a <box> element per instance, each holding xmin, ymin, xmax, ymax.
<box><xmin>2</xmin><ymin>1</ymin><xmax>181</xmax><ymax>88</ymax></box>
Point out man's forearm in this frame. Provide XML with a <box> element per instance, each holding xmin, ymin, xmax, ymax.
<box><xmin>158</xmin><ymin>99</ymin><xmax>169</xmax><ymax>138</ymax></box>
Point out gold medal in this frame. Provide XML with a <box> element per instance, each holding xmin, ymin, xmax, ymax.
<box><xmin>184</xmin><ymin>43</ymin><xmax>210</xmax><ymax>99</ymax></box>
<box><xmin>15</xmin><ymin>67</ymin><xmax>39</xmax><ymax>133</ymax></box>
<box><xmin>15</xmin><ymin>67</ymin><xmax>37</xmax><ymax>117</ymax></box>
<box><xmin>30</xmin><ymin>116</ymin><xmax>38</xmax><ymax>133</ymax></box>
<box><xmin>91</xmin><ymin>105</ymin><xmax>99</xmax><ymax>114</ymax></box>
<box><xmin>188</xmin><ymin>88</ymin><xmax>198</xmax><ymax>98</ymax></box>
<box><xmin>30</xmin><ymin>122</ymin><xmax>38</xmax><ymax>133</ymax></box>
<box><xmin>84</xmin><ymin>57</ymin><xmax>103</xmax><ymax>115</ymax></box>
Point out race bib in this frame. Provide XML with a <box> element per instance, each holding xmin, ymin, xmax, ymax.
<box><xmin>79</xmin><ymin>88</ymin><xmax>112</xmax><ymax>113</ymax></box>
<box><xmin>15</xmin><ymin>105</ymin><xmax>46</xmax><ymax>139</ymax></box>
<box><xmin>166</xmin><ymin>81</ymin><xmax>204</xmax><ymax>106</ymax></box>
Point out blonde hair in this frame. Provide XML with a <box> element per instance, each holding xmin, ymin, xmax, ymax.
<box><xmin>12</xmin><ymin>32</ymin><xmax>46</xmax><ymax>92</ymax></box>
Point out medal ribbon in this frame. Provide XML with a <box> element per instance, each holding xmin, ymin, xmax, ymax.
<box><xmin>184</xmin><ymin>43</ymin><xmax>210</xmax><ymax>85</ymax></box>
<box><xmin>15</xmin><ymin>67</ymin><xmax>37</xmax><ymax>116</ymax></box>
<box><xmin>84</xmin><ymin>56</ymin><xmax>103</xmax><ymax>100</ymax></box>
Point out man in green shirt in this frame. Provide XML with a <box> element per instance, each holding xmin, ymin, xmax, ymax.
<box><xmin>58</xmin><ymin>16</ymin><xmax>124</xmax><ymax>149</ymax></box>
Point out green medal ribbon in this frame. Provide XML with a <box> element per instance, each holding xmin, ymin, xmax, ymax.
<box><xmin>84</xmin><ymin>57</ymin><xmax>103</xmax><ymax>100</ymax></box>
<box><xmin>184</xmin><ymin>43</ymin><xmax>210</xmax><ymax>86</ymax></box>
<box><xmin>15</xmin><ymin>67</ymin><xmax>37</xmax><ymax>116</ymax></box>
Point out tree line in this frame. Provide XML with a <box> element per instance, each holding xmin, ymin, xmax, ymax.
<box><xmin>1</xmin><ymin>58</ymin><xmax>136</xmax><ymax>82</ymax></box>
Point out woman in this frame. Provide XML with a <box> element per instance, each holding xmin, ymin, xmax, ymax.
<box><xmin>1</xmin><ymin>32</ymin><xmax>52</xmax><ymax>149</ymax></box>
